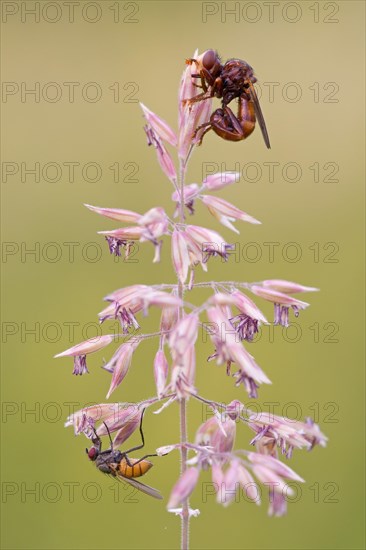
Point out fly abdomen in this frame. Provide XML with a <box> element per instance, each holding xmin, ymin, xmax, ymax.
<box><xmin>118</xmin><ymin>458</ymin><xmax>153</xmax><ymax>478</ymax></box>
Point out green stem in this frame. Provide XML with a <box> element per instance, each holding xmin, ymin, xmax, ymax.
<box><xmin>180</xmin><ymin>397</ymin><xmax>189</xmax><ymax>550</ymax></box>
<box><xmin>178</xmin><ymin>157</ymin><xmax>189</xmax><ymax>550</ymax></box>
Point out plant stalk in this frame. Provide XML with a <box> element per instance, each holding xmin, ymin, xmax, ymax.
<box><xmin>178</xmin><ymin>157</ymin><xmax>189</xmax><ymax>550</ymax></box>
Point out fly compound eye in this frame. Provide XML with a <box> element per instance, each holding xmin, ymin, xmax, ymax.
<box><xmin>202</xmin><ymin>49</ymin><xmax>217</xmax><ymax>70</ymax></box>
<box><xmin>87</xmin><ymin>447</ymin><xmax>98</xmax><ymax>461</ymax></box>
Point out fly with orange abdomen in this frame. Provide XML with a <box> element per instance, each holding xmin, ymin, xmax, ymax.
<box><xmin>86</xmin><ymin>408</ymin><xmax>163</xmax><ymax>500</ymax></box>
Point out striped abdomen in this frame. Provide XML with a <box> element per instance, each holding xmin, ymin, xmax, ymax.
<box><xmin>118</xmin><ymin>458</ymin><xmax>153</xmax><ymax>478</ymax></box>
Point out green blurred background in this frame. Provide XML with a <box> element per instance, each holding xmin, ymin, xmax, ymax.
<box><xmin>1</xmin><ymin>1</ymin><xmax>365</xmax><ymax>548</ymax></box>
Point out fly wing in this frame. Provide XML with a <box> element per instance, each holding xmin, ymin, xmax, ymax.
<box><xmin>248</xmin><ymin>81</ymin><xmax>271</xmax><ymax>149</ymax></box>
<box><xmin>116</xmin><ymin>471</ymin><xmax>163</xmax><ymax>500</ymax></box>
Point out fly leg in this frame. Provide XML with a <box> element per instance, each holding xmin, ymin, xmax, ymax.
<box><xmin>208</xmin><ymin>102</ymin><xmax>255</xmax><ymax>142</ymax></box>
<box><xmin>103</xmin><ymin>422</ymin><xmax>114</xmax><ymax>450</ymax></box>
<box><xmin>123</xmin><ymin>408</ymin><xmax>147</xmax><ymax>455</ymax></box>
<box><xmin>209</xmin><ymin>107</ymin><xmax>245</xmax><ymax>142</ymax></box>
<box><xmin>182</xmin><ymin>75</ymin><xmax>223</xmax><ymax>107</ymax></box>
<box><xmin>190</xmin><ymin>72</ymin><xmax>208</xmax><ymax>92</ymax></box>
<box><xmin>192</xmin><ymin>121</ymin><xmax>213</xmax><ymax>146</ymax></box>
<box><xmin>182</xmin><ymin>90</ymin><xmax>212</xmax><ymax>107</ymax></box>
<box><xmin>125</xmin><ymin>453</ymin><xmax>161</xmax><ymax>467</ymax></box>
<box><xmin>185</xmin><ymin>58</ymin><xmax>213</xmax><ymax>91</ymax></box>
<box><xmin>122</xmin><ymin>409</ymin><xmax>168</xmax><ymax>466</ymax></box>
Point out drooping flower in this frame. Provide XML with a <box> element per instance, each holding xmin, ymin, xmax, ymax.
<box><xmin>225</xmin><ymin>399</ymin><xmax>246</xmax><ymax>421</ymax></box>
<box><xmin>84</xmin><ymin>204</ymin><xmax>142</xmax><ymax>223</ymax></box>
<box><xmin>169</xmin><ymin>314</ymin><xmax>199</xmax><ymax>367</ymax></box>
<box><xmin>248</xmin><ymin>452</ymin><xmax>304</xmax><ymax>484</ymax></box>
<box><xmin>211</xmin><ymin>458</ymin><xmax>260</xmax><ymax>508</ymax></box>
<box><xmin>236</xmin><ymin>463</ymin><xmax>260</xmax><ymax>505</ymax></box>
<box><xmin>89</xmin><ymin>199</ymin><xmax>170</xmax><ymax>263</ymax></box>
<box><xmin>172</xmin><ymin>229</ymin><xmax>190</xmax><ymax>284</ymax></box>
<box><xmin>247</xmin><ymin>411</ymin><xmax>324</xmax><ymax>458</ymax></box>
<box><xmin>202</xmin><ymin>172</ymin><xmax>240</xmax><ymax>191</ymax></box>
<box><xmin>106</xmin><ymin>302</ymin><xmax>141</xmax><ymax>333</ymax></box>
<box><xmin>230</xmin><ymin>345</ymin><xmax>271</xmax><ymax>398</ymax></box>
<box><xmin>243</xmin><ymin>452</ymin><xmax>304</xmax><ymax>517</ymax></box>
<box><xmin>249</xmin><ymin>414</ymin><xmax>327</xmax><ymax>456</ymax></box>
<box><xmin>138</xmin><ymin>207</ymin><xmax>169</xmax><ymax>241</ymax></box>
<box><xmin>65</xmin><ymin>402</ymin><xmax>125</xmax><ymax>434</ymax></box>
<box><xmin>260</xmin><ymin>279</ymin><xmax>319</xmax><ymax>294</ymax></box>
<box><xmin>172</xmin><ymin>184</ymin><xmax>200</xmax><ymax>216</ymax></box>
<box><xmin>100</xmin><ymin>284</ymin><xmax>147</xmax><ymax>330</ymax></box>
<box><xmin>159</xmin><ymin>292</ymin><xmax>179</xmax><ymax>342</ymax></box>
<box><xmin>206</xmin><ymin>307</ymin><xmax>271</xmax><ymax>397</ymax></box>
<box><xmin>184</xmin><ymin>231</ymin><xmax>209</xmax><ymax>276</ymax></box>
<box><xmin>219</xmin><ymin>460</ymin><xmax>241</xmax><ymax>507</ymax></box>
<box><xmin>268</xmin><ymin>488</ymin><xmax>287</xmax><ymax>517</ymax></box>
<box><xmin>250</xmin><ymin>284</ymin><xmax>310</xmax><ymax>327</ymax></box>
<box><xmin>101</xmin><ymin>228</ymin><xmax>143</xmax><ymax>240</ymax></box>
<box><xmin>211</xmin><ymin>463</ymin><xmax>225</xmax><ymax>503</ymax></box>
<box><xmin>195</xmin><ymin>416</ymin><xmax>236</xmax><ymax>469</ymax></box>
<box><xmin>300</xmin><ymin>417</ymin><xmax>328</xmax><ymax>449</ymax></box>
<box><xmin>230</xmin><ymin>290</ymin><xmax>268</xmax><ymax>341</ymax></box>
<box><xmin>167</xmin><ymin>314</ymin><xmax>198</xmax><ymax>398</ymax></box>
<box><xmin>154</xmin><ymin>349</ymin><xmax>169</xmax><ymax>398</ymax></box>
<box><xmin>99</xmin><ymin>287</ymin><xmax>181</xmax><ymax>332</ymax></box>
<box><xmin>140</xmin><ymin>102</ymin><xmax>178</xmax><ymax>147</ymax></box>
<box><xmin>104</xmin><ymin>339</ymin><xmax>140</xmax><ymax>399</ymax></box>
<box><xmin>185</xmin><ymin>225</ymin><xmax>234</xmax><ymax>263</ymax></box>
<box><xmin>169</xmin><ymin>344</ymin><xmax>197</xmax><ymax>399</ymax></box>
<box><xmin>209</xmin><ymin>291</ymin><xmax>268</xmax><ymax>342</ymax></box>
<box><xmin>103</xmin><ymin>284</ymin><xmax>152</xmax><ymax>303</ymax></box>
<box><xmin>55</xmin><ymin>334</ymin><xmax>114</xmax><ymax>375</ymax></box>
<box><xmin>200</xmin><ymin>195</ymin><xmax>261</xmax><ymax>234</ymax></box>
<box><xmin>100</xmin><ymin>227</ymin><xmax>143</xmax><ymax>258</ymax></box>
<box><xmin>66</xmin><ymin>402</ymin><xmax>148</xmax><ymax>448</ymax></box>
<box><xmin>167</xmin><ymin>467</ymin><xmax>200</xmax><ymax>510</ymax></box>
<box><xmin>99</xmin><ymin>205</ymin><xmax>170</xmax><ymax>262</ymax></box>
<box><xmin>144</xmin><ymin>124</ymin><xmax>177</xmax><ymax>184</ymax></box>
<box><xmin>138</xmin><ymin>206</ymin><xmax>170</xmax><ymax>262</ymax></box>
<box><xmin>104</xmin><ymin>405</ymin><xmax>144</xmax><ymax>447</ymax></box>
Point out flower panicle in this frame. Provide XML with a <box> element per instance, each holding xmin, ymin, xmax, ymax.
<box><xmin>60</xmin><ymin>49</ymin><xmax>326</xmax><ymax>528</ymax></box>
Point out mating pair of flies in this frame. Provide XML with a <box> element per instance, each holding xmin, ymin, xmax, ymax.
<box><xmin>185</xmin><ymin>49</ymin><xmax>271</xmax><ymax>149</ymax></box>
<box><xmin>86</xmin><ymin>408</ymin><xmax>163</xmax><ymax>499</ymax></box>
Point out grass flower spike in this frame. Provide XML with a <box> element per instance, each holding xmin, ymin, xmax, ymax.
<box><xmin>57</xmin><ymin>49</ymin><xmax>327</xmax><ymax>550</ymax></box>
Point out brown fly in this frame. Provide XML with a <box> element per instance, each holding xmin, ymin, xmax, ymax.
<box><xmin>185</xmin><ymin>49</ymin><xmax>270</xmax><ymax>148</ymax></box>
